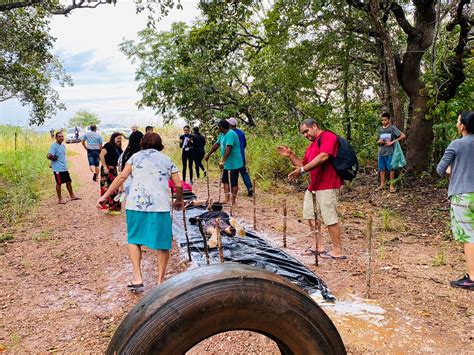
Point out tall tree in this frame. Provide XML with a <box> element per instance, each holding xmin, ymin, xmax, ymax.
<box><xmin>348</xmin><ymin>0</ymin><xmax>472</xmax><ymax>173</ymax></box>
<box><xmin>68</xmin><ymin>110</ymin><xmax>100</xmax><ymax>127</ymax></box>
<box><xmin>0</xmin><ymin>7</ymin><xmax>72</xmax><ymax>125</ymax></box>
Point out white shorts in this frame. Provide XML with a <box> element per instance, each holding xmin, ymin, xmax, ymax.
<box><xmin>303</xmin><ymin>189</ymin><xmax>339</xmax><ymax>226</ymax></box>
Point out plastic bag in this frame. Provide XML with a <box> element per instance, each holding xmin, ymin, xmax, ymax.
<box><xmin>391</xmin><ymin>141</ymin><xmax>407</xmax><ymax>169</ymax></box>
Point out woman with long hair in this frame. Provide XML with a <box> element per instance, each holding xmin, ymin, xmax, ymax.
<box><xmin>99</xmin><ymin>132</ymin><xmax>123</xmax><ymax>213</ymax></box>
<box><xmin>118</xmin><ymin>130</ymin><xmax>144</xmax><ymax>196</ymax></box>
<box><xmin>97</xmin><ymin>133</ymin><xmax>184</xmax><ymax>287</ymax></box>
<box><xmin>437</xmin><ymin>111</ymin><xmax>474</xmax><ymax>291</ymax></box>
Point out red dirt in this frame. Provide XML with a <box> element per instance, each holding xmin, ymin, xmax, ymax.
<box><xmin>0</xmin><ymin>143</ymin><xmax>472</xmax><ymax>353</ymax></box>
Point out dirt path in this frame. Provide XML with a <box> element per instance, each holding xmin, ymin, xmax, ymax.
<box><xmin>1</xmin><ymin>143</ymin><xmax>472</xmax><ymax>353</ymax></box>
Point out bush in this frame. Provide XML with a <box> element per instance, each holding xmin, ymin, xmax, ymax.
<box><xmin>0</xmin><ymin>126</ymin><xmax>51</xmax><ymax>224</ymax></box>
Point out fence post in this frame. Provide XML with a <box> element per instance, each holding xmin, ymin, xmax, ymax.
<box><xmin>366</xmin><ymin>216</ymin><xmax>373</xmax><ymax>298</ymax></box>
<box><xmin>182</xmin><ymin>208</ymin><xmax>192</xmax><ymax>262</ymax></box>
<box><xmin>283</xmin><ymin>198</ymin><xmax>287</xmax><ymax>248</ymax></box>
<box><xmin>216</xmin><ymin>219</ymin><xmax>224</xmax><ymax>263</ymax></box>
<box><xmin>311</xmin><ymin>191</ymin><xmax>319</xmax><ymax>266</ymax></box>
<box><xmin>253</xmin><ymin>179</ymin><xmax>257</xmax><ymax>230</ymax></box>
<box><xmin>14</xmin><ymin>131</ymin><xmax>17</xmax><ymax>151</ymax></box>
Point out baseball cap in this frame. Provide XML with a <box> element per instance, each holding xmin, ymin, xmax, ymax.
<box><xmin>226</xmin><ymin>117</ymin><xmax>237</xmax><ymax>126</ymax></box>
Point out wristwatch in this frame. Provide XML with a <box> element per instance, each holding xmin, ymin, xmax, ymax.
<box><xmin>300</xmin><ymin>166</ymin><xmax>306</xmax><ymax>175</ymax></box>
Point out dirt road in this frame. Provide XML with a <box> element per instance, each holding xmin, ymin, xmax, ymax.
<box><xmin>1</xmin><ymin>143</ymin><xmax>472</xmax><ymax>353</ymax></box>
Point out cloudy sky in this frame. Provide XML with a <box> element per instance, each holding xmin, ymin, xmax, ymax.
<box><xmin>0</xmin><ymin>0</ymin><xmax>200</xmax><ymax>130</ymax></box>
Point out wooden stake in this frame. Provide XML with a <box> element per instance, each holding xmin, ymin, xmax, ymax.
<box><xmin>218</xmin><ymin>170</ymin><xmax>222</xmax><ymax>203</ymax></box>
<box><xmin>253</xmin><ymin>179</ymin><xmax>257</xmax><ymax>230</ymax></box>
<box><xmin>182</xmin><ymin>208</ymin><xmax>192</xmax><ymax>261</ymax></box>
<box><xmin>283</xmin><ymin>198</ymin><xmax>287</xmax><ymax>248</ymax></box>
<box><xmin>197</xmin><ymin>218</ymin><xmax>209</xmax><ymax>265</ymax></box>
<box><xmin>366</xmin><ymin>216</ymin><xmax>373</xmax><ymax>298</ymax></box>
<box><xmin>206</xmin><ymin>160</ymin><xmax>210</xmax><ymax>202</ymax></box>
<box><xmin>216</xmin><ymin>218</ymin><xmax>224</xmax><ymax>263</ymax></box>
<box><xmin>311</xmin><ymin>191</ymin><xmax>319</xmax><ymax>266</ymax></box>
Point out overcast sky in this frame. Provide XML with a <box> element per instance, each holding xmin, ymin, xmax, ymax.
<box><xmin>0</xmin><ymin>0</ymin><xmax>199</xmax><ymax>130</ymax></box>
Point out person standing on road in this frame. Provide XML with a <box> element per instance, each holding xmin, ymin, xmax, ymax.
<box><xmin>437</xmin><ymin>111</ymin><xmax>474</xmax><ymax>291</ymax></box>
<box><xmin>205</xmin><ymin>119</ymin><xmax>243</xmax><ymax>205</ymax></box>
<box><xmin>97</xmin><ymin>132</ymin><xmax>184</xmax><ymax>288</ymax></box>
<box><xmin>47</xmin><ymin>131</ymin><xmax>80</xmax><ymax>204</ymax></box>
<box><xmin>192</xmin><ymin>126</ymin><xmax>206</xmax><ymax>178</ymax></box>
<box><xmin>99</xmin><ymin>132</ymin><xmax>123</xmax><ymax>214</ymax></box>
<box><xmin>227</xmin><ymin>117</ymin><xmax>253</xmax><ymax>197</ymax></box>
<box><xmin>277</xmin><ymin>118</ymin><xmax>345</xmax><ymax>259</ymax></box>
<box><xmin>82</xmin><ymin>124</ymin><xmax>103</xmax><ymax>182</ymax></box>
<box><xmin>376</xmin><ymin>112</ymin><xmax>405</xmax><ymax>193</ymax></box>
<box><xmin>179</xmin><ymin>125</ymin><xmax>194</xmax><ymax>184</ymax></box>
<box><xmin>118</xmin><ymin>130</ymin><xmax>144</xmax><ymax>196</ymax></box>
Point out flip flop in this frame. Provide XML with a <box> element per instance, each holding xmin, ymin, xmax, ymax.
<box><xmin>70</xmin><ymin>197</ymin><xmax>82</xmax><ymax>201</ymax></box>
<box><xmin>319</xmin><ymin>252</ymin><xmax>347</xmax><ymax>260</ymax></box>
<box><xmin>301</xmin><ymin>248</ymin><xmax>316</xmax><ymax>256</ymax></box>
<box><xmin>127</xmin><ymin>282</ymin><xmax>144</xmax><ymax>288</ymax></box>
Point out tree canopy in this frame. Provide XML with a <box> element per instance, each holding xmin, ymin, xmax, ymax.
<box><xmin>122</xmin><ymin>0</ymin><xmax>472</xmax><ymax>173</ymax></box>
<box><xmin>0</xmin><ymin>7</ymin><xmax>72</xmax><ymax>125</ymax></box>
<box><xmin>68</xmin><ymin>110</ymin><xmax>101</xmax><ymax>128</ymax></box>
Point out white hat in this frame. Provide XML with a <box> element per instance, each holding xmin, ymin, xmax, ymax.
<box><xmin>226</xmin><ymin>117</ymin><xmax>237</xmax><ymax>126</ymax></box>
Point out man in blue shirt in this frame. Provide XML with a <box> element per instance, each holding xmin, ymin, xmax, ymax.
<box><xmin>82</xmin><ymin>124</ymin><xmax>103</xmax><ymax>181</ymax></box>
<box><xmin>205</xmin><ymin>119</ymin><xmax>243</xmax><ymax>204</ymax></box>
<box><xmin>47</xmin><ymin>132</ymin><xmax>80</xmax><ymax>204</ymax></box>
<box><xmin>227</xmin><ymin>117</ymin><xmax>253</xmax><ymax>197</ymax></box>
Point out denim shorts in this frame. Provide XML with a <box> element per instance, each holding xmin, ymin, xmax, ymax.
<box><xmin>378</xmin><ymin>155</ymin><xmax>393</xmax><ymax>172</ymax></box>
<box><xmin>87</xmin><ymin>149</ymin><xmax>100</xmax><ymax>167</ymax></box>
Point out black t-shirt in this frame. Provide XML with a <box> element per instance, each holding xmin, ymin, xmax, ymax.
<box><xmin>192</xmin><ymin>134</ymin><xmax>206</xmax><ymax>152</ymax></box>
<box><xmin>103</xmin><ymin>142</ymin><xmax>123</xmax><ymax>166</ymax></box>
<box><xmin>179</xmin><ymin>134</ymin><xmax>194</xmax><ymax>150</ymax></box>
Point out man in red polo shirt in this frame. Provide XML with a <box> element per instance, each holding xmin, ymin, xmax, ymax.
<box><xmin>277</xmin><ymin>118</ymin><xmax>345</xmax><ymax>259</ymax></box>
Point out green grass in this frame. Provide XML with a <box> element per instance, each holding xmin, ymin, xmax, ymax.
<box><xmin>0</xmin><ymin>126</ymin><xmax>52</xmax><ymax>225</ymax></box>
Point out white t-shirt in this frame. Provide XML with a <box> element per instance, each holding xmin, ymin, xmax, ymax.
<box><xmin>125</xmin><ymin>149</ymin><xmax>179</xmax><ymax>212</ymax></box>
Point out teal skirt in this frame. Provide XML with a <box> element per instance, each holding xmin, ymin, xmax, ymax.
<box><xmin>126</xmin><ymin>210</ymin><xmax>173</xmax><ymax>250</ymax></box>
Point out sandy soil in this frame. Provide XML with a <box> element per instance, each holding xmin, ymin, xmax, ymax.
<box><xmin>0</xmin><ymin>143</ymin><xmax>472</xmax><ymax>353</ymax></box>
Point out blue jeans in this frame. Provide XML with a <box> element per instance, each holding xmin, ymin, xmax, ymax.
<box><xmin>239</xmin><ymin>165</ymin><xmax>252</xmax><ymax>193</ymax></box>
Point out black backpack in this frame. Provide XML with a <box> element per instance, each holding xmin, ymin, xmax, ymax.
<box><xmin>317</xmin><ymin>131</ymin><xmax>358</xmax><ymax>181</ymax></box>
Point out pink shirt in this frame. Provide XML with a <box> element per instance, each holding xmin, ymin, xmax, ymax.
<box><xmin>302</xmin><ymin>131</ymin><xmax>343</xmax><ymax>191</ymax></box>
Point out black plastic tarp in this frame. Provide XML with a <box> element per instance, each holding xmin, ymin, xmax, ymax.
<box><xmin>172</xmin><ymin>206</ymin><xmax>335</xmax><ymax>302</ymax></box>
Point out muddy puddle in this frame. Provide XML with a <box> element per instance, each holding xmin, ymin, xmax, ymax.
<box><xmin>313</xmin><ymin>292</ymin><xmax>455</xmax><ymax>353</ymax></box>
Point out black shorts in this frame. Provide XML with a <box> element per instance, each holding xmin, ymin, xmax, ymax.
<box><xmin>221</xmin><ymin>169</ymin><xmax>239</xmax><ymax>187</ymax></box>
<box><xmin>53</xmin><ymin>171</ymin><xmax>72</xmax><ymax>185</ymax></box>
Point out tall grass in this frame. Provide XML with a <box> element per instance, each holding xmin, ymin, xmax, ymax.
<box><xmin>0</xmin><ymin>126</ymin><xmax>52</xmax><ymax>225</ymax></box>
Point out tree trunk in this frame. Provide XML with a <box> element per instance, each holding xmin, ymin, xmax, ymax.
<box><xmin>405</xmin><ymin>95</ymin><xmax>433</xmax><ymax>174</ymax></box>
<box><xmin>369</xmin><ymin>0</ymin><xmax>404</xmax><ymax>129</ymax></box>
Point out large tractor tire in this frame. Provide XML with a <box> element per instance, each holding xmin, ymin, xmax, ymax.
<box><xmin>107</xmin><ymin>263</ymin><xmax>345</xmax><ymax>354</ymax></box>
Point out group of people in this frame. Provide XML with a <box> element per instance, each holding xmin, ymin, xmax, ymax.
<box><xmin>276</xmin><ymin>111</ymin><xmax>473</xmax><ymax>290</ymax></box>
<box><xmin>47</xmin><ymin>111</ymin><xmax>474</xmax><ymax>291</ymax></box>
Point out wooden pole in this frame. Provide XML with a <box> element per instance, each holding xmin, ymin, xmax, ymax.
<box><xmin>14</xmin><ymin>131</ymin><xmax>17</xmax><ymax>151</ymax></box>
<box><xmin>218</xmin><ymin>170</ymin><xmax>222</xmax><ymax>203</ymax></box>
<box><xmin>206</xmin><ymin>160</ymin><xmax>210</xmax><ymax>202</ymax></box>
<box><xmin>283</xmin><ymin>198</ymin><xmax>287</xmax><ymax>248</ymax></box>
<box><xmin>311</xmin><ymin>191</ymin><xmax>319</xmax><ymax>266</ymax></box>
<box><xmin>197</xmin><ymin>218</ymin><xmax>209</xmax><ymax>265</ymax></box>
<box><xmin>216</xmin><ymin>218</ymin><xmax>224</xmax><ymax>263</ymax></box>
<box><xmin>182</xmin><ymin>208</ymin><xmax>192</xmax><ymax>261</ymax></box>
<box><xmin>366</xmin><ymin>216</ymin><xmax>373</xmax><ymax>298</ymax></box>
<box><xmin>253</xmin><ymin>179</ymin><xmax>257</xmax><ymax>230</ymax></box>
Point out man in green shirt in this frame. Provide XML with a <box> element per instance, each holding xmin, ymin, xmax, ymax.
<box><xmin>205</xmin><ymin>119</ymin><xmax>243</xmax><ymax>204</ymax></box>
